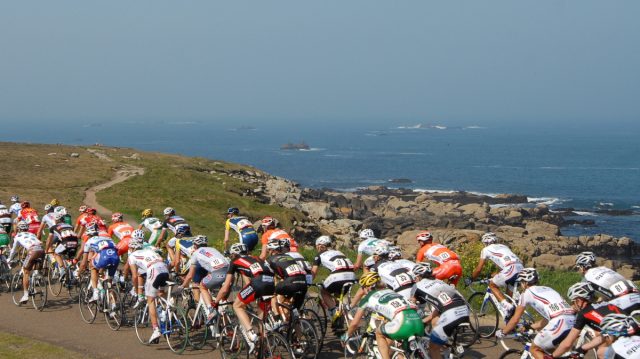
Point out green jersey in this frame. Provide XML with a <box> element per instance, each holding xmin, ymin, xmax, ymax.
<box><xmin>359</xmin><ymin>288</ymin><xmax>417</xmax><ymax>320</ymax></box>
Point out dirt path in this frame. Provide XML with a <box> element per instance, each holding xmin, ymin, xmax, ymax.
<box><xmin>84</xmin><ymin>165</ymin><xmax>144</xmax><ymax>222</ymax></box>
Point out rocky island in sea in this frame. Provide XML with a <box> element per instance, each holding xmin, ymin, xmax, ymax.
<box><xmin>280</xmin><ymin>141</ymin><xmax>310</xmax><ymax>150</ymax></box>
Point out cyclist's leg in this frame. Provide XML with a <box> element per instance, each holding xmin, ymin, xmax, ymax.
<box><xmin>234</xmin><ymin>282</ymin><xmax>258</xmax><ymax>332</ymax></box>
<box><xmin>532</xmin><ymin>316</ymin><xmax>574</xmax><ymax>359</ymax></box>
<box><xmin>374</xmin><ymin>328</ymin><xmax>393</xmax><ymax>359</ymax></box>
<box><xmin>490</xmin><ymin>263</ymin><xmax>521</xmax><ymax>310</ymax></box>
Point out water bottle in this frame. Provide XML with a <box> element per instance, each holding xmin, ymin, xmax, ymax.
<box><xmin>159</xmin><ymin>309</ymin><xmax>167</xmax><ymax>323</ymax></box>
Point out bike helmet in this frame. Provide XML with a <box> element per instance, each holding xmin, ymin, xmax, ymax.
<box><xmin>11</xmin><ymin>195</ymin><xmax>19</xmax><ymax>202</ymax></box>
<box><xmin>44</xmin><ymin>203</ymin><xmax>53</xmax><ymax>212</ymax></box>
<box><xmin>54</xmin><ymin>212</ymin><xmax>65</xmax><ymax>221</ymax></box>
<box><xmin>85</xmin><ymin>207</ymin><xmax>97</xmax><ymax>214</ymax></box>
<box><xmin>78</xmin><ymin>205</ymin><xmax>87</xmax><ymax>213</ymax></box>
<box><xmin>175</xmin><ymin>225</ymin><xmax>190</xmax><ymax>236</ymax></box>
<box><xmin>416</xmin><ymin>231</ymin><xmax>433</xmax><ymax>243</ymax></box>
<box><xmin>412</xmin><ymin>262</ymin><xmax>433</xmax><ymax>277</ymax></box>
<box><xmin>517</xmin><ymin>268</ymin><xmax>539</xmax><ymax>284</ymax></box>
<box><xmin>21</xmin><ymin>201</ymin><xmax>30</xmax><ymax>209</ymax></box>
<box><xmin>163</xmin><ymin>207</ymin><xmax>175</xmax><ymax>216</ymax></box>
<box><xmin>279</xmin><ymin>238</ymin><xmax>291</xmax><ymax>249</ymax></box>
<box><xmin>50</xmin><ymin>198</ymin><xmax>60</xmax><ymax>207</ymax></box>
<box><xmin>193</xmin><ymin>235</ymin><xmax>208</xmax><ymax>247</ymax></box>
<box><xmin>85</xmin><ymin>223</ymin><xmax>100</xmax><ymax>236</ymax></box>
<box><xmin>567</xmin><ymin>282</ymin><xmax>595</xmax><ymax>301</ymax></box>
<box><xmin>129</xmin><ymin>237</ymin><xmax>144</xmax><ymax>250</ymax></box>
<box><xmin>17</xmin><ymin>221</ymin><xmax>29</xmax><ymax>231</ymax></box>
<box><xmin>315</xmin><ymin>235</ymin><xmax>332</xmax><ymax>247</ymax></box>
<box><xmin>481</xmin><ymin>232</ymin><xmax>498</xmax><ymax>244</ymax></box>
<box><xmin>388</xmin><ymin>246</ymin><xmax>402</xmax><ymax>260</ymax></box>
<box><xmin>358</xmin><ymin>228</ymin><xmax>375</xmax><ymax>240</ymax></box>
<box><xmin>111</xmin><ymin>212</ymin><xmax>124</xmax><ymax>222</ymax></box>
<box><xmin>229</xmin><ymin>243</ymin><xmax>248</xmax><ymax>255</ymax></box>
<box><xmin>54</xmin><ymin>206</ymin><xmax>67</xmax><ymax>216</ymax></box>
<box><xmin>261</xmin><ymin>216</ymin><xmax>276</xmax><ymax>228</ymax></box>
<box><xmin>373</xmin><ymin>245</ymin><xmax>389</xmax><ymax>257</ymax></box>
<box><xmin>227</xmin><ymin>207</ymin><xmax>239</xmax><ymax>215</ymax></box>
<box><xmin>266</xmin><ymin>238</ymin><xmax>282</xmax><ymax>250</ymax></box>
<box><xmin>359</xmin><ymin>272</ymin><xmax>381</xmax><ymax>287</ymax></box>
<box><xmin>600</xmin><ymin>314</ymin><xmax>632</xmax><ymax>337</ymax></box>
<box><xmin>141</xmin><ymin>208</ymin><xmax>153</xmax><ymax>218</ymax></box>
<box><xmin>575</xmin><ymin>252</ymin><xmax>596</xmax><ymax>269</ymax></box>
<box><xmin>132</xmin><ymin>229</ymin><xmax>145</xmax><ymax>240</ymax></box>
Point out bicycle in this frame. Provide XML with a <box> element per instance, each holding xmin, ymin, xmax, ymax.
<box><xmin>0</xmin><ymin>247</ymin><xmax>12</xmax><ymax>291</ymax></box>
<box><xmin>9</xmin><ymin>258</ymin><xmax>48</xmax><ymax>311</ymax></box>
<box><xmin>270</xmin><ymin>299</ymin><xmax>320</xmax><ymax>359</ymax></box>
<box><xmin>182</xmin><ymin>286</ymin><xmax>231</xmax><ymax>350</ymax></box>
<box><xmin>78</xmin><ymin>273</ymin><xmax>124</xmax><ymax>330</ymax></box>
<box><xmin>498</xmin><ymin>330</ymin><xmax>584</xmax><ymax>359</ymax></box>
<box><xmin>418</xmin><ymin>300</ymin><xmax>480</xmax><ymax>349</ymax></box>
<box><xmin>344</xmin><ymin>322</ymin><xmax>428</xmax><ymax>359</ymax></box>
<box><xmin>47</xmin><ymin>254</ymin><xmax>79</xmax><ymax>299</ymax></box>
<box><xmin>304</xmin><ymin>282</ymin><xmax>355</xmax><ymax>336</ymax></box>
<box><xmin>133</xmin><ymin>281</ymin><xmax>189</xmax><ymax>354</ymax></box>
<box><xmin>466</xmin><ymin>278</ymin><xmax>533</xmax><ymax>338</ymax></box>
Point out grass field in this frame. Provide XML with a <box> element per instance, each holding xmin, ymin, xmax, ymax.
<box><xmin>0</xmin><ymin>332</ymin><xmax>84</xmax><ymax>359</ymax></box>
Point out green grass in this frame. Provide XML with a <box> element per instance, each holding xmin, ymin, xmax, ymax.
<box><xmin>0</xmin><ymin>332</ymin><xmax>84</xmax><ymax>359</ymax></box>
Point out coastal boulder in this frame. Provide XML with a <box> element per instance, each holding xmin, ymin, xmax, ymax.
<box><xmin>300</xmin><ymin>201</ymin><xmax>334</xmax><ymax>220</ymax></box>
<box><xmin>525</xmin><ymin>221</ymin><xmax>560</xmax><ymax>238</ymax></box>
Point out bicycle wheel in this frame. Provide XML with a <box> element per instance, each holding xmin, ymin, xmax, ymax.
<box><xmin>467</xmin><ymin>292</ymin><xmax>498</xmax><ymax>338</ymax></box>
<box><xmin>187</xmin><ymin>306</ymin><xmax>209</xmax><ymax>349</ymax></box>
<box><xmin>0</xmin><ymin>261</ymin><xmax>13</xmax><ymax>292</ymax></box>
<box><xmin>165</xmin><ymin>305</ymin><xmax>189</xmax><ymax>353</ymax></box>
<box><xmin>31</xmin><ymin>272</ymin><xmax>48</xmax><ymax>311</ymax></box>
<box><xmin>10</xmin><ymin>271</ymin><xmax>24</xmax><ymax>305</ymax></box>
<box><xmin>78</xmin><ymin>281</ymin><xmax>98</xmax><ymax>324</ymax></box>
<box><xmin>265</xmin><ymin>332</ymin><xmax>295</xmax><ymax>359</ymax></box>
<box><xmin>344</xmin><ymin>335</ymin><xmax>370</xmax><ymax>359</ymax></box>
<box><xmin>134</xmin><ymin>303</ymin><xmax>153</xmax><ymax>345</ymax></box>
<box><xmin>47</xmin><ymin>262</ymin><xmax>63</xmax><ymax>297</ymax></box>
<box><xmin>66</xmin><ymin>270</ymin><xmax>80</xmax><ymax>301</ymax></box>
<box><xmin>301</xmin><ymin>308</ymin><xmax>326</xmax><ymax>352</ymax></box>
<box><xmin>499</xmin><ymin>349</ymin><xmax>524</xmax><ymax>359</ymax></box>
<box><xmin>289</xmin><ymin>318</ymin><xmax>319</xmax><ymax>359</ymax></box>
<box><xmin>104</xmin><ymin>287</ymin><xmax>123</xmax><ymax>331</ymax></box>
<box><xmin>452</xmin><ymin>311</ymin><xmax>480</xmax><ymax>348</ymax></box>
<box><xmin>218</xmin><ymin>323</ymin><xmax>247</xmax><ymax>359</ymax></box>
<box><xmin>303</xmin><ymin>294</ymin><xmax>328</xmax><ymax>335</ymax></box>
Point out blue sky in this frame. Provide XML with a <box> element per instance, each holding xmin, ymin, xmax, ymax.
<box><xmin>1</xmin><ymin>1</ymin><xmax>639</xmax><ymax>126</ymax></box>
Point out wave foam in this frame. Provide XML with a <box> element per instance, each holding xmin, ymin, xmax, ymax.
<box><xmin>574</xmin><ymin>211</ymin><xmax>598</xmax><ymax>216</ymax></box>
<box><xmin>527</xmin><ymin>197</ymin><xmax>562</xmax><ymax>206</ymax></box>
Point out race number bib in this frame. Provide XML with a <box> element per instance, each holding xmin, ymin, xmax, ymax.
<box><xmin>503</xmin><ymin>255</ymin><xmax>515</xmax><ymax>266</ymax></box>
<box><xmin>438</xmin><ymin>252</ymin><xmax>451</xmax><ymax>261</ymax></box>
<box><xmin>437</xmin><ymin>292</ymin><xmax>453</xmax><ymax>306</ymax></box>
<box><xmin>285</xmin><ymin>264</ymin><xmax>304</xmax><ymax>276</ymax></box>
<box><xmin>211</xmin><ymin>258</ymin><xmax>227</xmax><ymax>270</ymax></box>
<box><xmin>333</xmin><ymin>258</ymin><xmax>353</xmax><ymax>271</ymax></box>
<box><xmin>60</xmin><ymin>229</ymin><xmax>76</xmax><ymax>239</ymax></box>
<box><xmin>395</xmin><ymin>273</ymin><xmax>413</xmax><ymax>287</ymax></box>
<box><xmin>388</xmin><ymin>298</ymin><xmax>409</xmax><ymax>313</ymax></box>
<box><xmin>236</xmin><ymin>219</ymin><xmax>252</xmax><ymax>229</ymax></box>
<box><xmin>249</xmin><ymin>262</ymin><xmax>264</xmax><ymax>275</ymax></box>
<box><xmin>548</xmin><ymin>301</ymin><xmax>573</xmax><ymax>318</ymax></box>
<box><xmin>610</xmin><ymin>280</ymin><xmax>638</xmax><ymax>296</ymax></box>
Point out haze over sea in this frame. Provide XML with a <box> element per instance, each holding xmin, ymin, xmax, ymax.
<box><xmin>3</xmin><ymin>120</ymin><xmax>639</xmax><ymax>241</ymax></box>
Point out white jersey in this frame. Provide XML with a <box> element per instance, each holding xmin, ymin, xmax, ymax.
<box><xmin>480</xmin><ymin>244</ymin><xmax>521</xmax><ymax>269</ymax></box>
<box><xmin>9</xmin><ymin>203</ymin><xmax>22</xmax><ymax>216</ymax></box>
<box><xmin>375</xmin><ymin>260</ymin><xmax>415</xmax><ymax>291</ymax></box>
<box><xmin>84</xmin><ymin>235</ymin><xmax>114</xmax><ymax>253</ymax></box>
<box><xmin>141</xmin><ymin>217</ymin><xmax>162</xmax><ymax>232</ymax></box>
<box><xmin>357</xmin><ymin>238</ymin><xmax>388</xmax><ymax>255</ymax></box>
<box><xmin>584</xmin><ymin>266</ymin><xmax>637</xmax><ymax>299</ymax></box>
<box><xmin>287</xmin><ymin>251</ymin><xmax>311</xmax><ymax>273</ymax></box>
<box><xmin>364</xmin><ymin>256</ymin><xmax>376</xmax><ymax>270</ymax></box>
<box><xmin>411</xmin><ymin>278</ymin><xmax>466</xmax><ymax>311</ymax></box>
<box><xmin>610</xmin><ymin>336</ymin><xmax>640</xmax><ymax>359</ymax></box>
<box><xmin>395</xmin><ymin>259</ymin><xmax>416</xmax><ymax>272</ymax></box>
<box><xmin>519</xmin><ymin>285</ymin><xmax>574</xmax><ymax>320</ymax></box>
<box><xmin>8</xmin><ymin>231</ymin><xmax>42</xmax><ymax>261</ymax></box>
<box><xmin>128</xmin><ymin>248</ymin><xmax>165</xmax><ymax>274</ymax></box>
<box><xmin>0</xmin><ymin>208</ymin><xmax>12</xmax><ymax>224</ymax></box>
<box><xmin>42</xmin><ymin>213</ymin><xmax>57</xmax><ymax>229</ymax></box>
<box><xmin>188</xmin><ymin>247</ymin><xmax>229</xmax><ymax>273</ymax></box>
<box><xmin>314</xmin><ymin>249</ymin><xmax>355</xmax><ymax>273</ymax></box>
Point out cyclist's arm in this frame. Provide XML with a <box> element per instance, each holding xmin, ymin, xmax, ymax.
<box><xmin>353</xmin><ymin>252</ymin><xmax>363</xmax><ymax>270</ymax></box>
<box><xmin>36</xmin><ymin>221</ymin><xmax>46</xmax><ymax>240</ymax></box>
<box><xmin>552</xmin><ymin>328</ymin><xmax>581</xmax><ymax>358</ymax></box>
<box><xmin>501</xmin><ymin>305</ymin><xmax>526</xmax><ymax>335</ymax></box>
<box><xmin>223</xmin><ymin>229</ymin><xmax>230</xmax><ymax>251</ymax></box>
<box><xmin>531</xmin><ymin>318</ymin><xmax>548</xmax><ymax>331</ymax></box>
<box><xmin>44</xmin><ymin>233</ymin><xmax>53</xmax><ymax>253</ymax></box>
<box><xmin>180</xmin><ymin>264</ymin><xmax>196</xmax><ymax>288</ymax></box>
<box><xmin>6</xmin><ymin>240</ymin><xmax>18</xmax><ymax>262</ymax></box>
<box><xmin>580</xmin><ymin>333</ymin><xmax>603</xmax><ymax>352</ymax></box>
<box><xmin>166</xmin><ymin>242</ymin><xmax>176</xmax><ymax>264</ymax></box>
<box><xmin>156</xmin><ymin>228</ymin><xmax>167</xmax><ymax>249</ymax></box>
<box><xmin>345</xmin><ymin>308</ymin><xmax>366</xmax><ymax>337</ymax></box>
<box><xmin>215</xmin><ymin>273</ymin><xmax>234</xmax><ymax>302</ymax></box>
<box><xmin>172</xmin><ymin>248</ymin><xmax>182</xmax><ymax>271</ymax></box>
<box><xmin>471</xmin><ymin>258</ymin><xmax>485</xmax><ymax>280</ymax></box>
<box><xmin>130</xmin><ymin>264</ymin><xmax>140</xmax><ymax>296</ymax></box>
<box><xmin>259</xmin><ymin>243</ymin><xmax>268</xmax><ymax>261</ymax></box>
<box><xmin>311</xmin><ymin>265</ymin><xmax>319</xmax><ymax>278</ymax></box>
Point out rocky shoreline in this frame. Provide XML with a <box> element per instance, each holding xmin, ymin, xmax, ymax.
<box><xmin>221</xmin><ymin>168</ymin><xmax>639</xmax><ymax>279</ymax></box>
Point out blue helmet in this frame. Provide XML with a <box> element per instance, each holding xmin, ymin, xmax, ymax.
<box><xmin>227</xmin><ymin>207</ymin><xmax>239</xmax><ymax>215</ymax></box>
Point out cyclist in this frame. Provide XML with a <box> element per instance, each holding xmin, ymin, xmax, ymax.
<box><xmin>599</xmin><ymin>314</ymin><xmax>640</xmax><ymax>359</ymax></box>
<box><xmin>166</xmin><ymin>226</ymin><xmax>195</xmax><ymax>273</ymax></box>
<box><xmin>107</xmin><ymin>212</ymin><xmax>135</xmax><ymax>256</ymax></box>
<box><xmin>259</xmin><ymin>216</ymin><xmax>298</xmax><ymax>260</ymax></box>
<box><xmin>44</xmin><ymin>213</ymin><xmax>80</xmax><ymax>280</ymax></box>
<box><xmin>74</xmin><ymin>205</ymin><xmax>88</xmax><ymax>234</ymax></box>
<box><xmin>156</xmin><ymin>207</ymin><xmax>191</xmax><ymax>249</ymax></box>
<box><xmin>53</xmin><ymin>206</ymin><xmax>72</xmax><ymax>226</ymax></box>
<box><xmin>177</xmin><ymin>235</ymin><xmax>229</xmax><ymax>323</ymax></box>
<box><xmin>37</xmin><ymin>203</ymin><xmax>56</xmax><ymax>240</ymax></box>
<box><xmin>311</xmin><ymin>235</ymin><xmax>356</xmax><ymax>319</ymax></box>
<box><xmin>496</xmin><ymin>268</ymin><xmax>575</xmax><ymax>359</ymax></box>
<box><xmin>0</xmin><ymin>225</ymin><xmax>9</xmax><ymax>249</ymax></box>
<box><xmin>0</xmin><ymin>204</ymin><xmax>12</xmax><ymax>234</ymax></box>
<box><xmin>76</xmin><ymin>207</ymin><xmax>108</xmax><ymax>241</ymax></box>
<box><xmin>6</xmin><ymin>221</ymin><xmax>44</xmax><ymax>303</ymax></box>
<box><xmin>470</xmin><ymin>232</ymin><xmax>523</xmax><ymax>317</ymax></box>
<box><xmin>372</xmin><ymin>246</ymin><xmax>416</xmax><ymax>300</ymax></box>
<box><xmin>343</xmin><ymin>272</ymin><xmax>424</xmax><ymax>359</ymax></box>
<box><xmin>353</xmin><ymin>228</ymin><xmax>386</xmax><ymax>270</ymax></box>
<box><xmin>552</xmin><ymin>281</ymin><xmax>623</xmax><ymax>358</ymax></box>
<box><xmin>80</xmin><ymin>223</ymin><xmax>119</xmax><ymax>302</ymax></box>
<box><xmin>9</xmin><ymin>195</ymin><xmax>22</xmax><ymax>217</ymax></box>
<box><xmin>575</xmin><ymin>251</ymin><xmax>640</xmax><ymax>314</ymax></box>
<box><xmin>15</xmin><ymin>201</ymin><xmax>41</xmax><ymax>235</ymax></box>
<box><xmin>128</xmin><ymin>235</ymin><xmax>170</xmax><ymax>343</ymax></box>
<box><xmin>414</xmin><ymin>231</ymin><xmax>463</xmax><ymax>286</ymax></box>
<box><xmin>214</xmin><ymin>243</ymin><xmax>275</xmax><ymax>353</ymax></box>
<box><xmin>283</xmin><ymin>238</ymin><xmax>313</xmax><ymax>285</ymax></box>
<box><xmin>138</xmin><ymin>209</ymin><xmax>163</xmax><ymax>246</ymax></box>
<box><xmin>223</xmin><ymin>207</ymin><xmax>259</xmax><ymax>252</ymax></box>
<box><xmin>410</xmin><ymin>262</ymin><xmax>471</xmax><ymax>359</ymax></box>
<box><xmin>266</xmin><ymin>238</ymin><xmax>307</xmax><ymax>327</ymax></box>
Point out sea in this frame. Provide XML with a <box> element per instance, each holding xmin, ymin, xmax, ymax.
<box><xmin>2</xmin><ymin>120</ymin><xmax>639</xmax><ymax>242</ymax></box>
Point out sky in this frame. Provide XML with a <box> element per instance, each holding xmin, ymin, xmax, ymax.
<box><xmin>1</xmin><ymin>1</ymin><xmax>639</xmax><ymax>126</ymax></box>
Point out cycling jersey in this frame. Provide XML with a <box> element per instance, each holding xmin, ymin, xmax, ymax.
<box><xmin>608</xmin><ymin>336</ymin><xmax>640</xmax><ymax>359</ymax></box>
<box><xmin>420</xmin><ymin>244</ymin><xmax>459</xmax><ymax>264</ymax></box>
<box><xmin>84</xmin><ymin>236</ymin><xmax>115</xmax><ymax>253</ymax></box>
<box><xmin>41</xmin><ymin>213</ymin><xmax>57</xmax><ymax>229</ymax></box>
<box><xmin>358</xmin><ymin>289</ymin><xmax>424</xmax><ymax>341</ymax></box>
<box><xmin>0</xmin><ymin>229</ymin><xmax>9</xmax><ymax>247</ymax></box>
<box><xmin>226</xmin><ymin>216</ymin><xmax>258</xmax><ymax>251</ymax></box>
<box><xmin>50</xmin><ymin>223</ymin><xmax>79</xmax><ymax>257</ymax></box>
<box><xmin>573</xmin><ymin>302</ymin><xmax>622</xmax><ymax>331</ymax></box>
<box><xmin>167</xmin><ymin>237</ymin><xmax>195</xmax><ymax>258</ymax></box>
<box><xmin>374</xmin><ymin>260</ymin><xmax>416</xmax><ymax>299</ymax></box>
<box><xmin>268</xmin><ymin>253</ymin><xmax>307</xmax><ymax>280</ymax></box>
<box><xmin>585</xmin><ymin>267</ymin><xmax>639</xmax><ymax>299</ymax></box>
<box><xmin>0</xmin><ymin>209</ymin><xmax>11</xmax><ymax>233</ymax></box>
<box><xmin>357</xmin><ymin>238</ymin><xmax>388</xmax><ymax>255</ymax></box>
<box><xmin>261</xmin><ymin>228</ymin><xmax>299</xmax><ymax>252</ymax></box>
<box><xmin>394</xmin><ymin>258</ymin><xmax>417</xmax><ymax>272</ymax></box>
<box><xmin>411</xmin><ymin>278</ymin><xmax>467</xmax><ymax>312</ymax></box>
<box><xmin>128</xmin><ymin>248</ymin><xmax>165</xmax><ymax>275</ymax></box>
<box><xmin>9</xmin><ymin>203</ymin><xmax>22</xmax><ymax>216</ymax></box>
<box><xmin>162</xmin><ymin>215</ymin><xmax>191</xmax><ymax>235</ymax></box>
<box><xmin>228</xmin><ymin>255</ymin><xmax>275</xmax><ymax>305</ymax></box>
<box><xmin>8</xmin><ymin>231</ymin><xmax>42</xmax><ymax>262</ymax></box>
<box><xmin>108</xmin><ymin>222</ymin><xmax>135</xmax><ymax>241</ymax></box>
<box><xmin>189</xmin><ymin>247</ymin><xmax>229</xmax><ymax>289</ymax></box>
<box><xmin>76</xmin><ymin>212</ymin><xmax>88</xmax><ymax>227</ymax></box>
<box><xmin>314</xmin><ymin>249</ymin><xmax>355</xmax><ymax>273</ymax></box>
<box><xmin>140</xmin><ymin>217</ymin><xmax>162</xmax><ymax>245</ymax></box>
<box><xmin>129</xmin><ymin>248</ymin><xmax>168</xmax><ymax>297</ymax></box>
<box><xmin>519</xmin><ymin>285</ymin><xmax>575</xmax><ymax>320</ymax></box>
<box><xmin>17</xmin><ymin>208</ymin><xmax>41</xmax><ymax>234</ymax></box>
<box><xmin>480</xmin><ymin>244</ymin><xmax>521</xmax><ymax>269</ymax></box>
<box><xmin>287</xmin><ymin>251</ymin><xmax>313</xmax><ymax>284</ymax></box>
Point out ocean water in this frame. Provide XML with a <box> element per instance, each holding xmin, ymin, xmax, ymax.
<box><xmin>2</xmin><ymin>120</ymin><xmax>639</xmax><ymax>241</ymax></box>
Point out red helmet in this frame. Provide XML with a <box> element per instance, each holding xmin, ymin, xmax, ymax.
<box><xmin>85</xmin><ymin>207</ymin><xmax>97</xmax><ymax>214</ymax></box>
<box><xmin>79</xmin><ymin>205</ymin><xmax>87</xmax><ymax>213</ymax></box>
<box><xmin>20</xmin><ymin>201</ymin><xmax>30</xmax><ymax>209</ymax></box>
<box><xmin>416</xmin><ymin>231</ymin><xmax>433</xmax><ymax>243</ymax></box>
<box><xmin>111</xmin><ymin>212</ymin><xmax>124</xmax><ymax>222</ymax></box>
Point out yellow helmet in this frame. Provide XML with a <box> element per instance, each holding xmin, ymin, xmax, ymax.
<box><xmin>50</xmin><ymin>198</ymin><xmax>60</xmax><ymax>206</ymax></box>
<box><xmin>141</xmin><ymin>208</ymin><xmax>153</xmax><ymax>218</ymax></box>
<box><xmin>359</xmin><ymin>272</ymin><xmax>381</xmax><ymax>288</ymax></box>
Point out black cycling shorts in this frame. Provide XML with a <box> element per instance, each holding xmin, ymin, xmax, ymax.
<box><xmin>276</xmin><ymin>277</ymin><xmax>308</xmax><ymax>309</ymax></box>
<box><xmin>238</xmin><ymin>276</ymin><xmax>275</xmax><ymax>305</ymax></box>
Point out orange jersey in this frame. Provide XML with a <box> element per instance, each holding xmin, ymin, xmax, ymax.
<box><xmin>261</xmin><ymin>229</ymin><xmax>298</xmax><ymax>252</ymax></box>
<box><xmin>18</xmin><ymin>208</ymin><xmax>40</xmax><ymax>224</ymax></box>
<box><xmin>416</xmin><ymin>243</ymin><xmax>459</xmax><ymax>263</ymax></box>
<box><xmin>80</xmin><ymin>214</ymin><xmax>107</xmax><ymax>232</ymax></box>
<box><xmin>108</xmin><ymin>222</ymin><xmax>135</xmax><ymax>241</ymax></box>
<box><xmin>76</xmin><ymin>213</ymin><xmax>88</xmax><ymax>227</ymax></box>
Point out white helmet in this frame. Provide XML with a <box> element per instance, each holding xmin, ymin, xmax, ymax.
<box><xmin>129</xmin><ymin>237</ymin><xmax>144</xmax><ymax>250</ymax></box>
<box><xmin>44</xmin><ymin>204</ymin><xmax>53</xmax><ymax>212</ymax></box>
<box><xmin>315</xmin><ymin>235</ymin><xmax>332</xmax><ymax>246</ymax></box>
<box><xmin>575</xmin><ymin>252</ymin><xmax>596</xmax><ymax>269</ymax></box>
<box><xmin>412</xmin><ymin>262</ymin><xmax>433</xmax><ymax>277</ymax></box>
<box><xmin>163</xmin><ymin>207</ymin><xmax>175</xmax><ymax>216</ymax></box>
<box><xmin>481</xmin><ymin>232</ymin><xmax>497</xmax><ymax>244</ymax></box>
<box><xmin>373</xmin><ymin>245</ymin><xmax>389</xmax><ymax>257</ymax></box>
<box><xmin>132</xmin><ymin>229</ymin><xmax>145</xmax><ymax>240</ymax></box>
<box><xmin>193</xmin><ymin>235</ymin><xmax>208</xmax><ymax>247</ymax></box>
<box><xmin>567</xmin><ymin>282</ymin><xmax>594</xmax><ymax>301</ymax></box>
<box><xmin>266</xmin><ymin>238</ymin><xmax>281</xmax><ymax>250</ymax></box>
<box><xmin>359</xmin><ymin>228</ymin><xmax>375</xmax><ymax>240</ymax></box>
<box><xmin>229</xmin><ymin>243</ymin><xmax>248</xmax><ymax>255</ymax></box>
<box><xmin>54</xmin><ymin>206</ymin><xmax>67</xmax><ymax>216</ymax></box>
<box><xmin>54</xmin><ymin>212</ymin><xmax>65</xmax><ymax>221</ymax></box>
<box><xmin>388</xmin><ymin>246</ymin><xmax>402</xmax><ymax>260</ymax></box>
<box><xmin>600</xmin><ymin>314</ymin><xmax>633</xmax><ymax>338</ymax></box>
<box><xmin>517</xmin><ymin>268</ymin><xmax>539</xmax><ymax>284</ymax></box>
